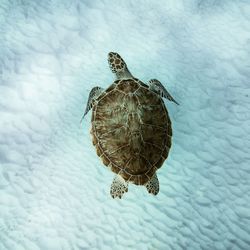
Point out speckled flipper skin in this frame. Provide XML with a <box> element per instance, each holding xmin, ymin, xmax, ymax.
<box><xmin>110</xmin><ymin>175</ymin><xmax>128</xmax><ymax>199</ymax></box>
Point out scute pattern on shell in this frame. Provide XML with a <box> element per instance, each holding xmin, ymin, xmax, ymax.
<box><xmin>91</xmin><ymin>79</ymin><xmax>172</xmax><ymax>185</ymax></box>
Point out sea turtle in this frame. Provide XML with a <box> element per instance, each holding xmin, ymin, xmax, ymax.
<box><xmin>83</xmin><ymin>52</ymin><xmax>179</xmax><ymax>198</ymax></box>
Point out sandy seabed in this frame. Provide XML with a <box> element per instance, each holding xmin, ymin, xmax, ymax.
<box><xmin>0</xmin><ymin>1</ymin><xmax>250</xmax><ymax>249</ymax></box>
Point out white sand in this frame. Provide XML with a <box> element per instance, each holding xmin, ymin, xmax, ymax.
<box><xmin>0</xmin><ymin>0</ymin><xmax>250</xmax><ymax>249</ymax></box>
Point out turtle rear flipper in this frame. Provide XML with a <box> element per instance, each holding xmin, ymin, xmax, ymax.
<box><xmin>145</xmin><ymin>174</ymin><xmax>159</xmax><ymax>195</ymax></box>
<box><xmin>110</xmin><ymin>175</ymin><xmax>128</xmax><ymax>199</ymax></box>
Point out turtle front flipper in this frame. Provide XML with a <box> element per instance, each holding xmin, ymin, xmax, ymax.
<box><xmin>145</xmin><ymin>173</ymin><xmax>159</xmax><ymax>195</ymax></box>
<box><xmin>149</xmin><ymin>79</ymin><xmax>179</xmax><ymax>105</ymax></box>
<box><xmin>81</xmin><ymin>86</ymin><xmax>104</xmax><ymax>123</ymax></box>
<box><xmin>110</xmin><ymin>175</ymin><xmax>128</xmax><ymax>199</ymax></box>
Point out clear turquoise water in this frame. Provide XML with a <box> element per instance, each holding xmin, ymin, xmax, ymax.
<box><xmin>0</xmin><ymin>1</ymin><xmax>250</xmax><ymax>249</ymax></box>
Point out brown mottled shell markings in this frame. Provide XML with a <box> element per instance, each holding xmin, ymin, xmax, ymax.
<box><xmin>91</xmin><ymin>79</ymin><xmax>172</xmax><ymax>185</ymax></box>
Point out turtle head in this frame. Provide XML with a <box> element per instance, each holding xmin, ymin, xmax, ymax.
<box><xmin>108</xmin><ymin>52</ymin><xmax>133</xmax><ymax>80</ymax></box>
<box><xmin>108</xmin><ymin>52</ymin><xmax>127</xmax><ymax>73</ymax></box>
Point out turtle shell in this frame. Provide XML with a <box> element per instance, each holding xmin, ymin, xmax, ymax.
<box><xmin>91</xmin><ymin>78</ymin><xmax>172</xmax><ymax>185</ymax></box>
